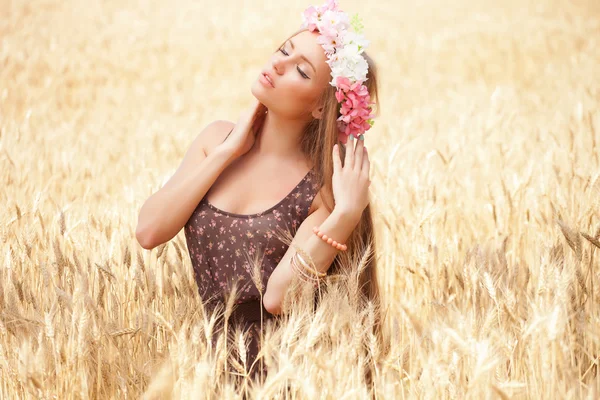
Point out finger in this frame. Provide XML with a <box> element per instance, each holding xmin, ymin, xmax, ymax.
<box><xmin>252</xmin><ymin>109</ymin><xmax>267</xmax><ymax>134</ymax></box>
<box><xmin>249</xmin><ymin>105</ymin><xmax>266</xmax><ymax>130</ymax></box>
<box><xmin>250</xmin><ymin>117</ymin><xmax>261</xmax><ymax>136</ymax></box>
<box><xmin>250</xmin><ymin>104</ymin><xmax>262</xmax><ymax>123</ymax></box>
<box><xmin>255</xmin><ymin>102</ymin><xmax>267</xmax><ymax>117</ymax></box>
<box><xmin>345</xmin><ymin>134</ymin><xmax>355</xmax><ymax>169</ymax></box>
<box><xmin>354</xmin><ymin>136</ymin><xmax>364</xmax><ymax>170</ymax></box>
<box><xmin>254</xmin><ymin>105</ymin><xmax>268</xmax><ymax>128</ymax></box>
<box><xmin>251</xmin><ymin>97</ymin><xmax>262</xmax><ymax>113</ymax></box>
<box><xmin>332</xmin><ymin>144</ymin><xmax>342</xmax><ymax>174</ymax></box>
<box><xmin>254</xmin><ymin>105</ymin><xmax>267</xmax><ymax>123</ymax></box>
<box><xmin>247</xmin><ymin>109</ymin><xmax>257</xmax><ymax>127</ymax></box>
<box><xmin>248</xmin><ymin>99</ymin><xmax>262</xmax><ymax>118</ymax></box>
<box><xmin>362</xmin><ymin>146</ymin><xmax>370</xmax><ymax>180</ymax></box>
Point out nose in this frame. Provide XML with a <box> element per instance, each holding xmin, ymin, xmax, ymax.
<box><xmin>272</xmin><ymin>57</ymin><xmax>284</xmax><ymax>74</ymax></box>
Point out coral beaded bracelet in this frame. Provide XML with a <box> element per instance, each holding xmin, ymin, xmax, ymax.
<box><xmin>313</xmin><ymin>226</ymin><xmax>347</xmax><ymax>251</ymax></box>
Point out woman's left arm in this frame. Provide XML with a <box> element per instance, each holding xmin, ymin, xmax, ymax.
<box><xmin>263</xmin><ymin>135</ymin><xmax>370</xmax><ymax>315</ymax></box>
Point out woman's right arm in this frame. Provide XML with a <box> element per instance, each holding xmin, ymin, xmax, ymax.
<box><xmin>135</xmin><ymin>120</ymin><xmax>236</xmax><ymax>250</ymax></box>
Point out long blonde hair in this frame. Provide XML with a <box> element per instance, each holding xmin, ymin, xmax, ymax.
<box><xmin>276</xmin><ymin>28</ymin><xmax>387</xmax><ymax>381</ymax></box>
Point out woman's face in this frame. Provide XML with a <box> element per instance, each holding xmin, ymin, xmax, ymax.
<box><xmin>251</xmin><ymin>30</ymin><xmax>331</xmax><ymax>120</ymax></box>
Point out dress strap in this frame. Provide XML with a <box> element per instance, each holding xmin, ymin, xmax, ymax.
<box><xmin>293</xmin><ymin>167</ymin><xmax>321</xmax><ymax>220</ymax></box>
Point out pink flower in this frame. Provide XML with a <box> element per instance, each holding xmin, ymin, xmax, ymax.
<box><xmin>302</xmin><ymin>6</ymin><xmax>320</xmax><ymax>31</ymax></box>
<box><xmin>322</xmin><ymin>0</ymin><xmax>339</xmax><ymax>12</ymax></box>
<box><xmin>301</xmin><ymin>1</ymin><xmax>376</xmax><ymax>143</ymax></box>
<box><xmin>336</xmin><ymin>76</ymin><xmax>351</xmax><ymax>90</ymax></box>
<box><xmin>337</xmin><ymin>129</ymin><xmax>349</xmax><ymax>144</ymax></box>
<box><xmin>316</xmin><ymin>33</ymin><xmax>340</xmax><ymax>54</ymax></box>
<box><xmin>334</xmin><ymin>77</ymin><xmax>374</xmax><ymax>142</ymax></box>
<box><xmin>303</xmin><ymin>1</ymin><xmax>340</xmax><ymax>32</ymax></box>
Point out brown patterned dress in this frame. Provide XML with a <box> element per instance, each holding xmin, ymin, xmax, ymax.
<box><xmin>183</xmin><ymin>166</ymin><xmax>321</xmax><ymax>380</ymax></box>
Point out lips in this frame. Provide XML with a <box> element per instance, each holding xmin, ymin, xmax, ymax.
<box><xmin>262</xmin><ymin>71</ymin><xmax>275</xmax><ymax>87</ymax></box>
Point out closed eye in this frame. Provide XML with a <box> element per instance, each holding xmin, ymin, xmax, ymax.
<box><xmin>279</xmin><ymin>48</ymin><xmax>310</xmax><ymax>79</ymax></box>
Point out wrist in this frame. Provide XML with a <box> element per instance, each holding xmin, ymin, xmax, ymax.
<box><xmin>214</xmin><ymin>144</ymin><xmax>239</xmax><ymax>163</ymax></box>
<box><xmin>332</xmin><ymin>207</ymin><xmax>362</xmax><ymax>225</ymax></box>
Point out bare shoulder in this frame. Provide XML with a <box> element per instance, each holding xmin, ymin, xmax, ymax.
<box><xmin>185</xmin><ymin>120</ymin><xmax>234</xmax><ymax>159</ymax></box>
<box><xmin>201</xmin><ymin>120</ymin><xmax>235</xmax><ymax>156</ymax></box>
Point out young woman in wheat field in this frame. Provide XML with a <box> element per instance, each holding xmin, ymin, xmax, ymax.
<box><xmin>136</xmin><ymin>0</ymin><xmax>383</xmax><ymax>386</ymax></box>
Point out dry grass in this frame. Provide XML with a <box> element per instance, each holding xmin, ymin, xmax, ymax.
<box><xmin>1</xmin><ymin>0</ymin><xmax>600</xmax><ymax>398</ymax></box>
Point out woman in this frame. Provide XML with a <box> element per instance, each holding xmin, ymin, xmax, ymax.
<box><xmin>136</xmin><ymin>0</ymin><xmax>382</xmax><ymax>386</ymax></box>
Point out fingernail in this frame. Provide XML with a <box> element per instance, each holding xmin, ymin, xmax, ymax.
<box><xmin>359</xmin><ymin>134</ymin><xmax>364</xmax><ymax>141</ymax></box>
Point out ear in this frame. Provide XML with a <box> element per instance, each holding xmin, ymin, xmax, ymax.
<box><xmin>311</xmin><ymin>106</ymin><xmax>324</xmax><ymax>120</ymax></box>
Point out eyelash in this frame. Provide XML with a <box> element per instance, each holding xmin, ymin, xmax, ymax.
<box><xmin>278</xmin><ymin>48</ymin><xmax>309</xmax><ymax>79</ymax></box>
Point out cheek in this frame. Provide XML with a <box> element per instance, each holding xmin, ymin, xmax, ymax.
<box><xmin>280</xmin><ymin>80</ymin><xmax>319</xmax><ymax>103</ymax></box>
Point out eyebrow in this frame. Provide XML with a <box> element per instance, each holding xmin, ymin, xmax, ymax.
<box><xmin>288</xmin><ymin>39</ymin><xmax>317</xmax><ymax>75</ymax></box>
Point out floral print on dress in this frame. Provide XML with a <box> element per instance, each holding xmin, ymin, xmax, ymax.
<box><xmin>183</xmin><ymin>167</ymin><xmax>320</xmax><ymax>378</ymax></box>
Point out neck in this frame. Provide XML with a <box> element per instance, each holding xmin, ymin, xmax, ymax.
<box><xmin>248</xmin><ymin>110</ymin><xmax>309</xmax><ymax>162</ymax></box>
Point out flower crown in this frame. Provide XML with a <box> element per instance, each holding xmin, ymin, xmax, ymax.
<box><xmin>300</xmin><ymin>0</ymin><xmax>375</xmax><ymax>144</ymax></box>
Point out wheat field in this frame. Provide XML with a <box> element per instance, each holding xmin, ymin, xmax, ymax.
<box><xmin>1</xmin><ymin>0</ymin><xmax>600</xmax><ymax>398</ymax></box>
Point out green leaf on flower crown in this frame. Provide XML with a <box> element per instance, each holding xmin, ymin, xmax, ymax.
<box><xmin>350</xmin><ymin>14</ymin><xmax>364</xmax><ymax>34</ymax></box>
<box><xmin>368</xmin><ymin>119</ymin><xmax>375</xmax><ymax>127</ymax></box>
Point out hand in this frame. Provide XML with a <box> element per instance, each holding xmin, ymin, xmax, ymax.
<box><xmin>332</xmin><ymin>135</ymin><xmax>371</xmax><ymax>218</ymax></box>
<box><xmin>219</xmin><ymin>98</ymin><xmax>268</xmax><ymax>159</ymax></box>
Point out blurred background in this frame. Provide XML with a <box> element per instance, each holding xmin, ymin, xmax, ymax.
<box><xmin>1</xmin><ymin>0</ymin><xmax>600</xmax><ymax>398</ymax></box>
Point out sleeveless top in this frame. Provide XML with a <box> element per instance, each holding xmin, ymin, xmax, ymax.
<box><xmin>183</xmin><ymin>165</ymin><xmax>321</xmax><ymax>379</ymax></box>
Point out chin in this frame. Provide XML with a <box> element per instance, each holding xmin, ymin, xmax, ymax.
<box><xmin>251</xmin><ymin>82</ymin><xmax>272</xmax><ymax>109</ymax></box>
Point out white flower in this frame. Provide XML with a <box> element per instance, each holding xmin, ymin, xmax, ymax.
<box><xmin>316</xmin><ymin>34</ymin><xmax>339</xmax><ymax>55</ymax></box>
<box><xmin>340</xmin><ymin>30</ymin><xmax>370</xmax><ymax>52</ymax></box>
<box><xmin>327</xmin><ymin>44</ymin><xmax>369</xmax><ymax>84</ymax></box>
<box><xmin>319</xmin><ymin>10</ymin><xmax>351</xmax><ymax>33</ymax></box>
<box><xmin>300</xmin><ymin>2</ymin><xmax>371</xmax><ymax>95</ymax></box>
